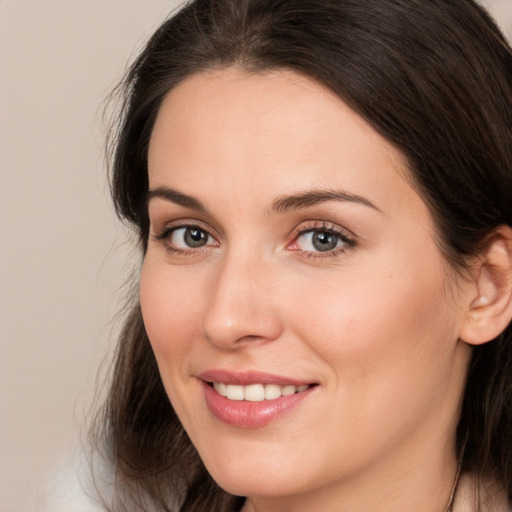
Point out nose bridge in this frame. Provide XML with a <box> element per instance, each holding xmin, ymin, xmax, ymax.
<box><xmin>201</xmin><ymin>246</ymin><xmax>282</xmax><ymax>348</ymax></box>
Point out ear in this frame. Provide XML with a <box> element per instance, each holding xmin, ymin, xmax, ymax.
<box><xmin>459</xmin><ymin>226</ymin><xmax>512</xmax><ymax>346</ymax></box>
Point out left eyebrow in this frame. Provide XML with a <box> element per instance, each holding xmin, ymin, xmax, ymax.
<box><xmin>270</xmin><ymin>189</ymin><xmax>383</xmax><ymax>214</ymax></box>
<box><xmin>146</xmin><ymin>186</ymin><xmax>208</xmax><ymax>212</ymax></box>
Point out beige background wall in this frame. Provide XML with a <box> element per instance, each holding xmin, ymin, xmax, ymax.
<box><xmin>0</xmin><ymin>2</ymin><xmax>186</xmax><ymax>511</ymax></box>
<box><xmin>1</xmin><ymin>1</ymin><xmax>511</xmax><ymax>511</ymax></box>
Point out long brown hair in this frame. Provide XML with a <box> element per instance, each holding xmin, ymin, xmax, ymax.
<box><xmin>92</xmin><ymin>1</ymin><xmax>512</xmax><ymax>510</ymax></box>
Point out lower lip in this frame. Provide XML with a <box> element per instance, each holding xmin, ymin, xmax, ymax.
<box><xmin>201</xmin><ymin>381</ymin><xmax>315</xmax><ymax>428</ymax></box>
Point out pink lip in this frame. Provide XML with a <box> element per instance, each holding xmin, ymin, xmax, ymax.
<box><xmin>198</xmin><ymin>370</ymin><xmax>317</xmax><ymax>428</ymax></box>
<box><xmin>198</xmin><ymin>369</ymin><xmax>313</xmax><ymax>387</ymax></box>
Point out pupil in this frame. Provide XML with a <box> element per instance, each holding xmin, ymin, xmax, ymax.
<box><xmin>185</xmin><ymin>228</ymin><xmax>207</xmax><ymax>247</ymax></box>
<box><xmin>313</xmin><ymin>231</ymin><xmax>337</xmax><ymax>252</ymax></box>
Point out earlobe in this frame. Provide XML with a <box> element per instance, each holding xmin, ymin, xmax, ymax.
<box><xmin>460</xmin><ymin>226</ymin><xmax>512</xmax><ymax>346</ymax></box>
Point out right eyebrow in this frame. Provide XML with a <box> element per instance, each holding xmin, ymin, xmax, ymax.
<box><xmin>146</xmin><ymin>186</ymin><xmax>207</xmax><ymax>212</ymax></box>
<box><xmin>270</xmin><ymin>189</ymin><xmax>383</xmax><ymax>215</ymax></box>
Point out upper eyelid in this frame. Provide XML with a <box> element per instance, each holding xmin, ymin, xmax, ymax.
<box><xmin>147</xmin><ymin>202</ymin><xmax>225</xmax><ymax>238</ymax></box>
<box><xmin>290</xmin><ymin>220</ymin><xmax>356</xmax><ymax>241</ymax></box>
<box><xmin>151</xmin><ymin>218</ymin><xmax>218</xmax><ymax>238</ymax></box>
<box><xmin>148</xmin><ymin>202</ymin><xmax>233</xmax><ymax>235</ymax></box>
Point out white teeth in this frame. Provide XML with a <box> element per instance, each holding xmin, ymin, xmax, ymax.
<box><xmin>212</xmin><ymin>382</ymin><xmax>311</xmax><ymax>402</ymax></box>
<box><xmin>226</xmin><ymin>384</ymin><xmax>245</xmax><ymax>400</ymax></box>
<box><xmin>244</xmin><ymin>384</ymin><xmax>265</xmax><ymax>402</ymax></box>
<box><xmin>281</xmin><ymin>385</ymin><xmax>296</xmax><ymax>396</ymax></box>
<box><xmin>264</xmin><ymin>384</ymin><xmax>282</xmax><ymax>400</ymax></box>
<box><xmin>214</xmin><ymin>382</ymin><xmax>228</xmax><ymax>397</ymax></box>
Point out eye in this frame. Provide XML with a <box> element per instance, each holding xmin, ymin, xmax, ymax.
<box><xmin>152</xmin><ymin>223</ymin><xmax>218</xmax><ymax>255</ymax></box>
<box><xmin>169</xmin><ymin>226</ymin><xmax>213</xmax><ymax>248</ymax></box>
<box><xmin>288</xmin><ymin>222</ymin><xmax>356</xmax><ymax>258</ymax></box>
<box><xmin>296</xmin><ymin>229</ymin><xmax>344</xmax><ymax>252</ymax></box>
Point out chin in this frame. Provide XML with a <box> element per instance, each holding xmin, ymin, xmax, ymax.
<box><xmin>213</xmin><ymin>474</ymin><xmax>294</xmax><ymax>500</ymax></box>
<box><xmin>203</xmin><ymin>454</ymin><xmax>306</xmax><ymax>498</ymax></box>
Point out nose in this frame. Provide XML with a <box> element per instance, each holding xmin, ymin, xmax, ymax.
<box><xmin>201</xmin><ymin>253</ymin><xmax>283</xmax><ymax>349</ymax></box>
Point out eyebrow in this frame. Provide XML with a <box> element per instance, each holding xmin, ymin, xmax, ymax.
<box><xmin>146</xmin><ymin>186</ymin><xmax>207</xmax><ymax>212</ymax></box>
<box><xmin>146</xmin><ymin>186</ymin><xmax>382</xmax><ymax>214</ymax></box>
<box><xmin>270</xmin><ymin>189</ymin><xmax>382</xmax><ymax>214</ymax></box>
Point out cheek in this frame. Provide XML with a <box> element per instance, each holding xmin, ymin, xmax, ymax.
<box><xmin>139</xmin><ymin>257</ymin><xmax>212</xmax><ymax>432</ymax></box>
<box><xmin>139</xmin><ymin>258</ymin><xmax>203</xmax><ymax>373</ymax></box>
<box><xmin>286</xmin><ymin>253</ymin><xmax>459</xmax><ymax>407</ymax></box>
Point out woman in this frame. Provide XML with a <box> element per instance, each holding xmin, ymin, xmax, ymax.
<box><xmin>93</xmin><ymin>0</ymin><xmax>512</xmax><ymax>511</ymax></box>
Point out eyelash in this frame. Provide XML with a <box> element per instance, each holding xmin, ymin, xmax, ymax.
<box><xmin>151</xmin><ymin>220</ymin><xmax>356</xmax><ymax>259</ymax></box>
<box><xmin>152</xmin><ymin>222</ymin><xmax>217</xmax><ymax>256</ymax></box>
<box><xmin>289</xmin><ymin>221</ymin><xmax>356</xmax><ymax>260</ymax></box>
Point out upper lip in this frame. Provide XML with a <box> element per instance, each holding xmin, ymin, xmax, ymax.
<box><xmin>198</xmin><ymin>369</ymin><xmax>316</xmax><ymax>387</ymax></box>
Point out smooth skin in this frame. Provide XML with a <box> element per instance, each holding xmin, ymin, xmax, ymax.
<box><xmin>140</xmin><ymin>68</ymin><xmax>512</xmax><ymax>512</ymax></box>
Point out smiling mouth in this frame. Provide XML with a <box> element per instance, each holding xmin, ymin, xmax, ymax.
<box><xmin>201</xmin><ymin>377</ymin><xmax>318</xmax><ymax>427</ymax></box>
<box><xmin>208</xmin><ymin>382</ymin><xmax>315</xmax><ymax>402</ymax></box>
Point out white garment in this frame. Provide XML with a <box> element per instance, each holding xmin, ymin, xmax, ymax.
<box><xmin>36</xmin><ymin>452</ymin><xmax>107</xmax><ymax>512</ymax></box>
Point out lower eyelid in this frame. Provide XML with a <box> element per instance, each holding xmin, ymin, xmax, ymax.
<box><xmin>301</xmin><ymin>245</ymin><xmax>351</xmax><ymax>260</ymax></box>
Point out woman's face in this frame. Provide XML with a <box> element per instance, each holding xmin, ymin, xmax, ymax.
<box><xmin>141</xmin><ymin>68</ymin><xmax>472</xmax><ymax>508</ymax></box>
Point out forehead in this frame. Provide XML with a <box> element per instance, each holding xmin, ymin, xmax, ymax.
<box><xmin>148</xmin><ymin>67</ymin><xmax>421</xmax><ymax>220</ymax></box>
